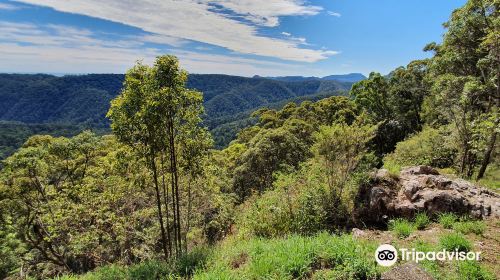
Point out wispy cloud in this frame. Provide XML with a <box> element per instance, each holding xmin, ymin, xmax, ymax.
<box><xmin>210</xmin><ymin>0</ymin><xmax>322</xmax><ymax>27</ymax></box>
<box><xmin>0</xmin><ymin>20</ymin><xmax>322</xmax><ymax>76</ymax></box>
<box><xmin>281</xmin><ymin>32</ymin><xmax>291</xmax><ymax>36</ymax></box>
<box><xmin>327</xmin><ymin>11</ymin><xmax>341</xmax><ymax>17</ymax></box>
<box><xmin>0</xmin><ymin>2</ymin><xmax>20</xmax><ymax>10</ymax></box>
<box><xmin>13</xmin><ymin>0</ymin><xmax>338</xmax><ymax>62</ymax></box>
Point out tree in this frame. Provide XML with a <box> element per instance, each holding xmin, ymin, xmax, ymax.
<box><xmin>107</xmin><ymin>55</ymin><xmax>211</xmax><ymax>258</ymax></box>
<box><xmin>312</xmin><ymin>120</ymin><xmax>376</xmax><ymax>197</ymax></box>
<box><xmin>424</xmin><ymin>0</ymin><xmax>499</xmax><ymax>178</ymax></box>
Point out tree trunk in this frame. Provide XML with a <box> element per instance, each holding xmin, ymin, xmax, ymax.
<box><xmin>150</xmin><ymin>153</ymin><xmax>169</xmax><ymax>261</ymax></box>
<box><xmin>476</xmin><ymin>129</ymin><xmax>497</xmax><ymax>180</ymax></box>
<box><xmin>477</xmin><ymin>85</ymin><xmax>499</xmax><ymax>180</ymax></box>
<box><xmin>160</xmin><ymin>154</ymin><xmax>172</xmax><ymax>256</ymax></box>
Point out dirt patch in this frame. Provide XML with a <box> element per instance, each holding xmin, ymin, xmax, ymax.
<box><xmin>231</xmin><ymin>252</ymin><xmax>248</xmax><ymax>269</ymax></box>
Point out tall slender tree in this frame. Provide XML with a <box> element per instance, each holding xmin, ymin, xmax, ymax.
<box><xmin>107</xmin><ymin>55</ymin><xmax>210</xmax><ymax>258</ymax></box>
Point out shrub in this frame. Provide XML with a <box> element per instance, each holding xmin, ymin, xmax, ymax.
<box><xmin>80</xmin><ymin>264</ymin><xmax>128</xmax><ymax>280</ymax></box>
<box><xmin>175</xmin><ymin>247</ymin><xmax>210</xmax><ymax>277</ymax></box>
<box><xmin>414</xmin><ymin>212</ymin><xmax>430</xmax><ymax>230</ymax></box>
<box><xmin>438</xmin><ymin>213</ymin><xmax>457</xmax><ymax>229</ymax></box>
<box><xmin>453</xmin><ymin>220</ymin><xmax>486</xmax><ymax>236</ymax></box>
<box><xmin>389</xmin><ymin>218</ymin><xmax>414</xmax><ymax>239</ymax></box>
<box><xmin>127</xmin><ymin>261</ymin><xmax>173</xmax><ymax>280</ymax></box>
<box><xmin>456</xmin><ymin>260</ymin><xmax>495</xmax><ymax>280</ymax></box>
<box><xmin>383</xmin><ymin>126</ymin><xmax>456</xmax><ymax>169</ymax></box>
<box><xmin>439</xmin><ymin>233</ymin><xmax>472</xmax><ymax>252</ymax></box>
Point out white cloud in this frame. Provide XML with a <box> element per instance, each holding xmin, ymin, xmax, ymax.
<box><xmin>140</xmin><ymin>34</ymin><xmax>188</xmax><ymax>48</ymax></box>
<box><xmin>13</xmin><ymin>0</ymin><xmax>337</xmax><ymax>62</ymax></box>
<box><xmin>281</xmin><ymin>32</ymin><xmax>291</xmax><ymax>36</ymax></box>
<box><xmin>0</xmin><ymin>20</ymin><xmax>322</xmax><ymax>76</ymax></box>
<box><xmin>327</xmin><ymin>11</ymin><xmax>341</xmax><ymax>17</ymax></box>
<box><xmin>0</xmin><ymin>2</ymin><xmax>20</xmax><ymax>10</ymax></box>
<box><xmin>210</xmin><ymin>0</ymin><xmax>322</xmax><ymax>27</ymax></box>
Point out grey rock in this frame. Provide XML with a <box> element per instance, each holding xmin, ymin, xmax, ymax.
<box><xmin>356</xmin><ymin>166</ymin><xmax>500</xmax><ymax>222</ymax></box>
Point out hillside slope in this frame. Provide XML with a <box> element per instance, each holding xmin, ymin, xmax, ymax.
<box><xmin>0</xmin><ymin>73</ymin><xmax>352</xmax><ymax>156</ymax></box>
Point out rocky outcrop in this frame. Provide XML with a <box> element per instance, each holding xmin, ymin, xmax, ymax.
<box><xmin>354</xmin><ymin>166</ymin><xmax>500</xmax><ymax>224</ymax></box>
<box><xmin>381</xmin><ymin>262</ymin><xmax>434</xmax><ymax>280</ymax></box>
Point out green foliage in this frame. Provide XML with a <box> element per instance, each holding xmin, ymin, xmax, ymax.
<box><xmin>384</xmin><ymin>126</ymin><xmax>457</xmax><ymax>169</ymax></box>
<box><xmin>192</xmin><ymin>233</ymin><xmax>380</xmax><ymax>279</ymax></box>
<box><xmin>175</xmin><ymin>247</ymin><xmax>210</xmax><ymax>277</ymax></box>
<box><xmin>455</xmin><ymin>260</ymin><xmax>495</xmax><ymax>280</ymax></box>
<box><xmin>411</xmin><ymin>240</ymin><xmax>444</xmax><ymax>279</ymax></box>
<box><xmin>414</xmin><ymin>212</ymin><xmax>431</xmax><ymax>230</ymax></box>
<box><xmin>453</xmin><ymin>220</ymin><xmax>486</xmax><ymax>236</ymax></box>
<box><xmin>0</xmin><ymin>121</ymin><xmax>98</xmax><ymax>160</ymax></box>
<box><xmin>233</xmin><ymin>125</ymin><xmax>311</xmax><ymax>199</ymax></box>
<box><xmin>312</xmin><ymin>120</ymin><xmax>376</xmax><ymax>200</ymax></box>
<box><xmin>350</xmin><ymin>62</ymin><xmax>429</xmax><ymax>157</ymax></box>
<box><xmin>107</xmin><ymin>55</ymin><xmax>213</xmax><ymax>259</ymax></box>
<box><xmin>237</xmin><ymin>164</ymin><xmax>329</xmax><ymax>237</ymax></box>
<box><xmin>389</xmin><ymin>218</ymin><xmax>415</xmax><ymax>239</ymax></box>
<box><xmin>439</xmin><ymin>233</ymin><xmax>472</xmax><ymax>252</ymax></box>
<box><xmin>0</xmin><ymin>215</ymin><xmax>25</xmax><ymax>278</ymax></box>
<box><xmin>0</xmin><ymin>73</ymin><xmax>353</xmax><ymax>153</ymax></box>
<box><xmin>439</xmin><ymin>213</ymin><xmax>458</xmax><ymax>229</ymax></box>
<box><xmin>240</xmin><ymin>162</ymin><xmax>375</xmax><ymax>238</ymax></box>
<box><xmin>423</xmin><ymin>0</ymin><xmax>499</xmax><ymax>179</ymax></box>
<box><xmin>477</xmin><ymin>163</ymin><xmax>500</xmax><ymax>191</ymax></box>
<box><xmin>1</xmin><ymin>1</ymin><xmax>499</xmax><ymax>278</ymax></box>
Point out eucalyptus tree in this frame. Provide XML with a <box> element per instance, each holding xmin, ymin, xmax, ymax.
<box><xmin>107</xmin><ymin>55</ymin><xmax>211</xmax><ymax>258</ymax></box>
<box><xmin>424</xmin><ymin>0</ymin><xmax>498</xmax><ymax>178</ymax></box>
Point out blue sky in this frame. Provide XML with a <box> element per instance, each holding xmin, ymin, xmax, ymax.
<box><xmin>0</xmin><ymin>0</ymin><xmax>465</xmax><ymax>77</ymax></box>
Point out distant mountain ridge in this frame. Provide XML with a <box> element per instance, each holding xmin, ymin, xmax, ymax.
<box><xmin>0</xmin><ymin>73</ymin><xmax>355</xmax><ymax>157</ymax></box>
<box><xmin>266</xmin><ymin>73</ymin><xmax>366</xmax><ymax>83</ymax></box>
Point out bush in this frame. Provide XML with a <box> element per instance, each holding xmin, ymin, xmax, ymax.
<box><xmin>237</xmin><ymin>163</ymin><xmax>338</xmax><ymax>238</ymax></box>
<box><xmin>439</xmin><ymin>233</ymin><xmax>472</xmax><ymax>252</ymax></box>
<box><xmin>383</xmin><ymin>126</ymin><xmax>456</xmax><ymax>169</ymax></box>
<box><xmin>389</xmin><ymin>218</ymin><xmax>415</xmax><ymax>239</ymax></box>
<box><xmin>80</xmin><ymin>264</ymin><xmax>128</xmax><ymax>280</ymax></box>
<box><xmin>456</xmin><ymin>260</ymin><xmax>495</xmax><ymax>280</ymax></box>
<box><xmin>175</xmin><ymin>247</ymin><xmax>210</xmax><ymax>277</ymax></box>
<box><xmin>453</xmin><ymin>220</ymin><xmax>486</xmax><ymax>236</ymax></box>
<box><xmin>414</xmin><ymin>212</ymin><xmax>430</xmax><ymax>230</ymax></box>
<box><xmin>127</xmin><ymin>261</ymin><xmax>173</xmax><ymax>280</ymax></box>
<box><xmin>438</xmin><ymin>213</ymin><xmax>458</xmax><ymax>229</ymax></box>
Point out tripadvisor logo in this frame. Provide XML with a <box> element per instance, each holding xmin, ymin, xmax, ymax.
<box><xmin>375</xmin><ymin>244</ymin><xmax>397</xmax><ymax>266</ymax></box>
<box><xmin>375</xmin><ymin>244</ymin><xmax>481</xmax><ymax>267</ymax></box>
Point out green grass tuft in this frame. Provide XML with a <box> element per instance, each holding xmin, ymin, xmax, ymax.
<box><xmin>389</xmin><ymin>218</ymin><xmax>415</xmax><ymax>239</ymax></box>
<box><xmin>456</xmin><ymin>260</ymin><xmax>495</xmax><ymax>280</ymax></box>
<box><xmin>453</xmin><ymin>220</ymin><xmax>486</xmax><ymax>236</ymax></box>
<box><xmin>439</xmin><ymin>232</ymin><xmax>472</xmax><ymax>252</ymax></box>
<box><xmin>414</xmin><ymin>212</ymin><xmax>431</xmax><ymax>230</ymax></box>
<box><xmin>438</xmin><ymin>213</ymin><xmax>458</xmax><ymax>229</ymax></box>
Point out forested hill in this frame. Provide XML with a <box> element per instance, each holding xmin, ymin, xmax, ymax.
<box><xmin>0</xmin><ymin>73</ymin><xmax>353</xmax><ymax>157</ymax></box>
<box><xmin>268</xmin><ymin>73</ymin><xmax>366</xmax><ymax>83</ymax></box>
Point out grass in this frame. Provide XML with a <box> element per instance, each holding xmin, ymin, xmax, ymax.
<box><xmin>192</xmin><ymin>232</ymin><xmax>381</xmax><ymax>279</ymax></box>
<box><xmin>414</xmin><ymin>212</ymin><xmax>431</xmax><ymax>230</ymax></box>
<box><xmin>477</xmin><ymin>164</ymin><xmax>500</xmax><ymax>191</ymax></box>
<box><xmin>382</xmin><ymin>160</ymin><xmax>401</xmax><ymax>176</ymax></box>
<box><xmin>389</xmin><ymin>218</ymin><xmax>415</xmax><ymax>238</ymax></box>
<box><xmin>456</xmin><ymin>260</ymin><xmax>495</xmax><ymax>280</ymax></box>
<box><xmin>438</xmin><ymin>213</ymin><xmax>458</xmax><ymax>229</ymax></box>
<box><xmin>53</xmin><ymin>251</ymin><xmax>208</xmax><ymax>280</ymax></box>
<box><xmin>439</xmin><ymin>232</ymin><xmax>472</xmax><ymax>252</ymax></box>
<box><xmin>453</xmin><ymin>220</ymin><xmax>486</xmax><ymax>236</ymax></box>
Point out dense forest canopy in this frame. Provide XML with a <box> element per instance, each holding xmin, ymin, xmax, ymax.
<box><xmin>0</xmin><ymin>73</ymin><xmax>355</xmax><ymax>157</ymax></box>
<box><xmin>0</xmin><ymin>0</ymin><xmax>498</xmax><ymax>279</ymax></box>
